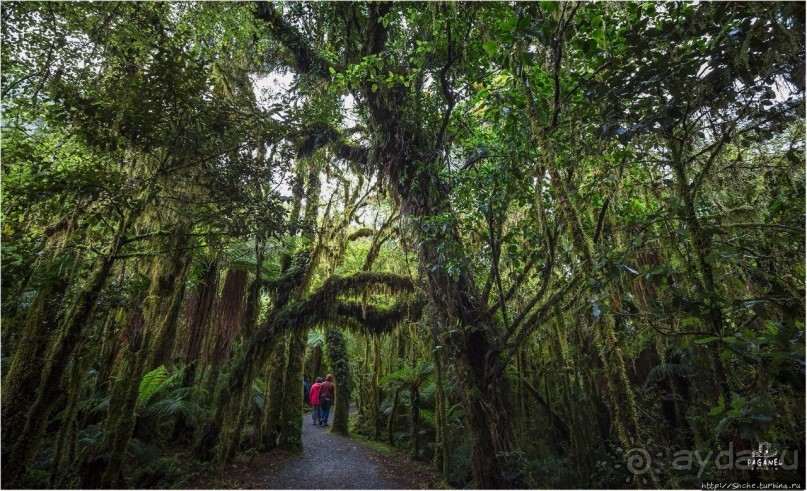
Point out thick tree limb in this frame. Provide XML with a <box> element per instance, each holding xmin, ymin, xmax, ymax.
<box><xmin>518</xmin><ymin>375</ymin><xmax>570</xmax><ymax>443</ymax></box>
<box><xmin>346</xmin><ymin>228</ymin><xmax>376</xmax><ymax>241</ymax></box>
<box><xmin>337</xmin><ymin>298</ymin><xmax>425</xmax><ymax>334</ymax></box>
<box><xmin>254</xmin><ymin>4</ymin><xmax>370</xmax><ymax>169</ymax></box>
<box><xmin>260</xmin><ymin>272</ymin><xmax>418</xmax><ymax>334</ymax></box>
<box><xmin>254</xmin><ymin>2</ymin><xmax>332</xmax><ymax>80</ymax></box>
<box><xmin>435</xmin><ymin>5</ymin><xmax>458</xmax><ymax>150</ymax></box>
<box><xmin>335</xmin><ymin>142</ymin><xmax>370</xmax><ymax>168</ymax></box>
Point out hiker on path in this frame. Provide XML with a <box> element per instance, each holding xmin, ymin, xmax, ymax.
<box><xmin>319</xmin><ymin>374</ymin><xmax>335</xmax><ymax>426</ymax></box>
<box><xmin>309</xmin><ymin>377</ymin><xmax>322</xmax><ymax>425</ymax></box>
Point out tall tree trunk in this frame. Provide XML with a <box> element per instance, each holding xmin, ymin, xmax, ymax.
<box><xmin>181</xmin><ymin>259</ymin><xmax>219</xmax><ymax>386</ymax></box>
<box><xmin>99</xmin><ymin>331</ymin><xmax>149</xmax><ymax>488</ymax></box>
<box><xmin>354</xmin><ymin>6</ymin><xmax>525</xmax><ymax>484</ymax></box>
<box><xmin>211</xmin><ymin>269</ymin><xmax>249</xmax><ymax>367</ymax></box>
<box><xmin>278</xmin><ymin>327</ymin><xmax>307</xmax><ymax>448</ymax></box>
<box><xmin>431</xmin><ymin>318</ymin><xmax>449</xmax><ymax>476</ymax></box>
<box><xmin>49</xmin><ymin>342</ymin><xmax>94</xmax><ymax>488</ymax></box>
<box><xmin>92</xmin><ymin>297</ymin><xmax>124</xmax><ymax>400</ymax></box>
<box><xmin>409</xmin><ymin>383</ymin><xmax>420</xmax><ymax>460</ymax></box>
<box><xmin>145</xmin><ymin>226</ymin><xmax>193</xmax><ymax>371</ymax></box>
<box><xmin>1</xmin><ymin>275</ymin><xmax>68</xmax><ymax>468</ymax></box>
<box><xmin>326</xmin><ymin>327</ymin><xmax>352</xmax><ymax>435</ymax></box>
<box><xmin>3</xmin><ymin>200</ymin><xmax>144</xmax><ymax>487</ymax></box>
<box><xmin>260</xmin><ymin>332</ymin><xmax>288</xmax><ymax>451</ymax></box>
<box><xmin>388</xmin><ymin>388</ymin><xmax>399</xmax><ymax>447</ymax></box>
<box><xmin>277</xmin><ymin>161</ymin><xmax>323</xmax><ymax>447</ymax></box>
<box><xmin>373</xmin><ymin>337</ymin><xmax>383</xmax><ymax>440</ymax></box>
<box><xmin>374</xmin><ymin>125</ymin><xmax>524</xmax><ymax>488</ymax></box>
<box><xmin>100</xmin><ymin>231</ymin><xmax>192</xmax><ymax>486</ymax></box>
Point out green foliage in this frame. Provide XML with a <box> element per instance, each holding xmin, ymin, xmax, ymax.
<box><xmin>307</xmin><ymin>331</ymin><xmax>326</xmax><ymax>350</ymax></box>
<box><xmin>137</xmin><ymin>366</ymin><xmax>171</xmax><ymax>409</ymax></box>
<box><xmin>1</xmin><ymin>1</ymin><xmax>803</xmax><ymax>488</ymax></box>
<box><xmin>379</xmin><ymin>362</ymin><xmax>434</xmax><ymax>390</ymax></box>
<box><xmin>133</xmin><ymin>365</ymin><xmax>208</xmax><ymax>440</ymax></box>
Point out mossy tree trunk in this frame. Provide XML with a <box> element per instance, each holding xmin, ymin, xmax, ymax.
<box><xmin>99</xmin><ymin>331</ymin><xmax>150</xmax><ymax>488</ymax></box>
<box><xmin>277</xmin><ymin>161</ymin><xmax>323</xmax><ymax>449</ymax></box>
<box><xmin>430</xmin><ymin>318</ymin><xmax>449</xmax><ymax>476</ymax></box>
<box><xmin>144</xmin><ymin>225</ymin><xmax>193</xmax><ymax>371</ymax></box>
<box><xmin>1</xmin><ymin>275</ymin><xmax>68</xmax><ymax>470</ymax></box>
<box><xmin>278</xmin><ymin>328</ymin><xmax>307</xmax><ymax>448</ymax></box>
<box><xmin>49</xmin><ymin>341</ymin><xmax>95</xmax><ymax>488</ymax></box>
<box><xmin>326</xmin><ymin>327</ymin><xmax>352</xmax><ymax>435</ymax></box>
<box><xmin>3</xmin><ymin>198</ymin><xmax>147</xmax><ymax>487</ymax></box>
<box><xmin>181</xmin><ymin>258</ymin><xmax>219</xmax><ymax>386</ymax></box>
<box><xmin>388</xmin><ymin>388</ymin><xmax>399</xmax><ymax>447</ymax></box>
<box><xmin>260</xmin><ymin>332</ymin><xmax>288</xmax><ymax>451</ymax></box>
<box><xmin>372</xmin><ymin>338</ymin><xmax>383</xmax><ymax>440</ymax></box>
<box><xmin>99</xmin><ymin>229</ymin><xmax>192</xmax><ymax>487</ymax></box>
<box><xmin>409</xmin><ymin>382</ymin><xmax>420</xmax><ymax>460</ymax></box>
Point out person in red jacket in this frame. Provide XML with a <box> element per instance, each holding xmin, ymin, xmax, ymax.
<box><xmin>318</xmin><ymin>374</ymin><xmax>335</xmax><ymax>426</ymax></box>
<box><xmin>309</xmin><ymin>377</ymin><xmax>322</xmax><ymax>425</ymax></box>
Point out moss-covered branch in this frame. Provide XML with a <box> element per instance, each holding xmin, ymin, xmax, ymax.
<box><xmin>336</xmin><ymin>300</ymin><xmax>424</xmax><ymax>334</ymax></box>
<box><xmin>264</xmin><ymin>272</ymin><xmax>419</xmax><ymax>334</ymax></box>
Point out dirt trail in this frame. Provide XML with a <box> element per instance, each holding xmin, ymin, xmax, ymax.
<box><xmin>255</xmin><ymin>410</ymin><xmax>403</xmax><ymax>489</ymax></box>
<box><xmin>193</xmin><ymin>408</ymin><xmax>443</xmax><ymax>489</ymax></box>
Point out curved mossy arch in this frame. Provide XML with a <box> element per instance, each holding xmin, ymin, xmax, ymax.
<box><xmin>196</xmin><ymin>271</ymin><xmax>424</xmax><ymax>464</ymax></box>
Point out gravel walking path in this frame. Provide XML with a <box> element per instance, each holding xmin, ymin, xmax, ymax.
<box><xmin>255</xmin><ymin>412</ymin><xmax>404</xmax><ymax>489</ymax></box>
<box><xmin>192</xmin><ymin>407</ymin><xmax>443</xmax><ymax>489</ymax></box>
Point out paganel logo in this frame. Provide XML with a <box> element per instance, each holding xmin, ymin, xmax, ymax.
<box><xmin>749</xmin><ymin>442</ymin><xmax>781</xmax><ymax>470</ymax></box>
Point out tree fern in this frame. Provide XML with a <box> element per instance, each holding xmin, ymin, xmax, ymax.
<box><xmin>644</xmin><ymin>363</ymin><xmax>691</xmax><ymax>387</ymax></box>
<box><xmin>419</xmin><ymin>408</ymin><xmax>437</xmax><ymax>427</ymax></box>
<box><xmin>307</xmin><ymin>330</ymin><xmax>326</xmax><ymax>349</ymax></box>
<box><xmin>251</xmin><ymin>377</ymin><xmax>267</xmax><ymax>412</ymax></box>
<box><xmin>137</xmin><ymin>365</ymin><xmax>169</xmax><ymax>408</ymax></box>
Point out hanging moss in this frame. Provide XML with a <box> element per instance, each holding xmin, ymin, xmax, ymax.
<box><xmin>195</xmin><ymin>270</ymin><xmax>423</xmax><ymax>463</ymax></box>
<box><xmin>266</xmin><ymin>272</ymin><xmax>421</xmax><ymax>334</ymax></box>
<box><xmin>144</xmin><ymin>230</ymin><xmax>193</xmax><ymax>372</ymax></box>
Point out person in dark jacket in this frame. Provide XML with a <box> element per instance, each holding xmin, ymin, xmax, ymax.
<box><xmin>318</xmin><ymin>374</ymin><xmax>335</xmax><ymax>426</ymax></box>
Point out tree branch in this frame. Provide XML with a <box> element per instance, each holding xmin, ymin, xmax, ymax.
<box><xmin>254</xmin><ymin>2</ymin><xmax>333</xmax><ymax>80</ymax></box>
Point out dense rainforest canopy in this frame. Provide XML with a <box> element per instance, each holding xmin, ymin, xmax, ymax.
<box><xmin>1</xmin><ymin>1</ymin><xmax>804</xmax><ymax>489</ymax></box>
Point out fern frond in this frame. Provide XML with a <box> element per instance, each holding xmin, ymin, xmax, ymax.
<box><xmin>307</xmin><ymin>330</ymin><xmax>326</xmax><ymax>349</ymax></box>
<box><xmin>137</xmin><ymin>365</ymin><xmax>169</xmax><ymax>408</ymax></box>
<box><xmin>645</xmin><ymin>363</ymin><xmax>691</xmax><ymax>387</ymax></box>
<box><xmin>419</xmin><ymin>408</ymin><xmax>436</xmax><ymax>427</ymax></box>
